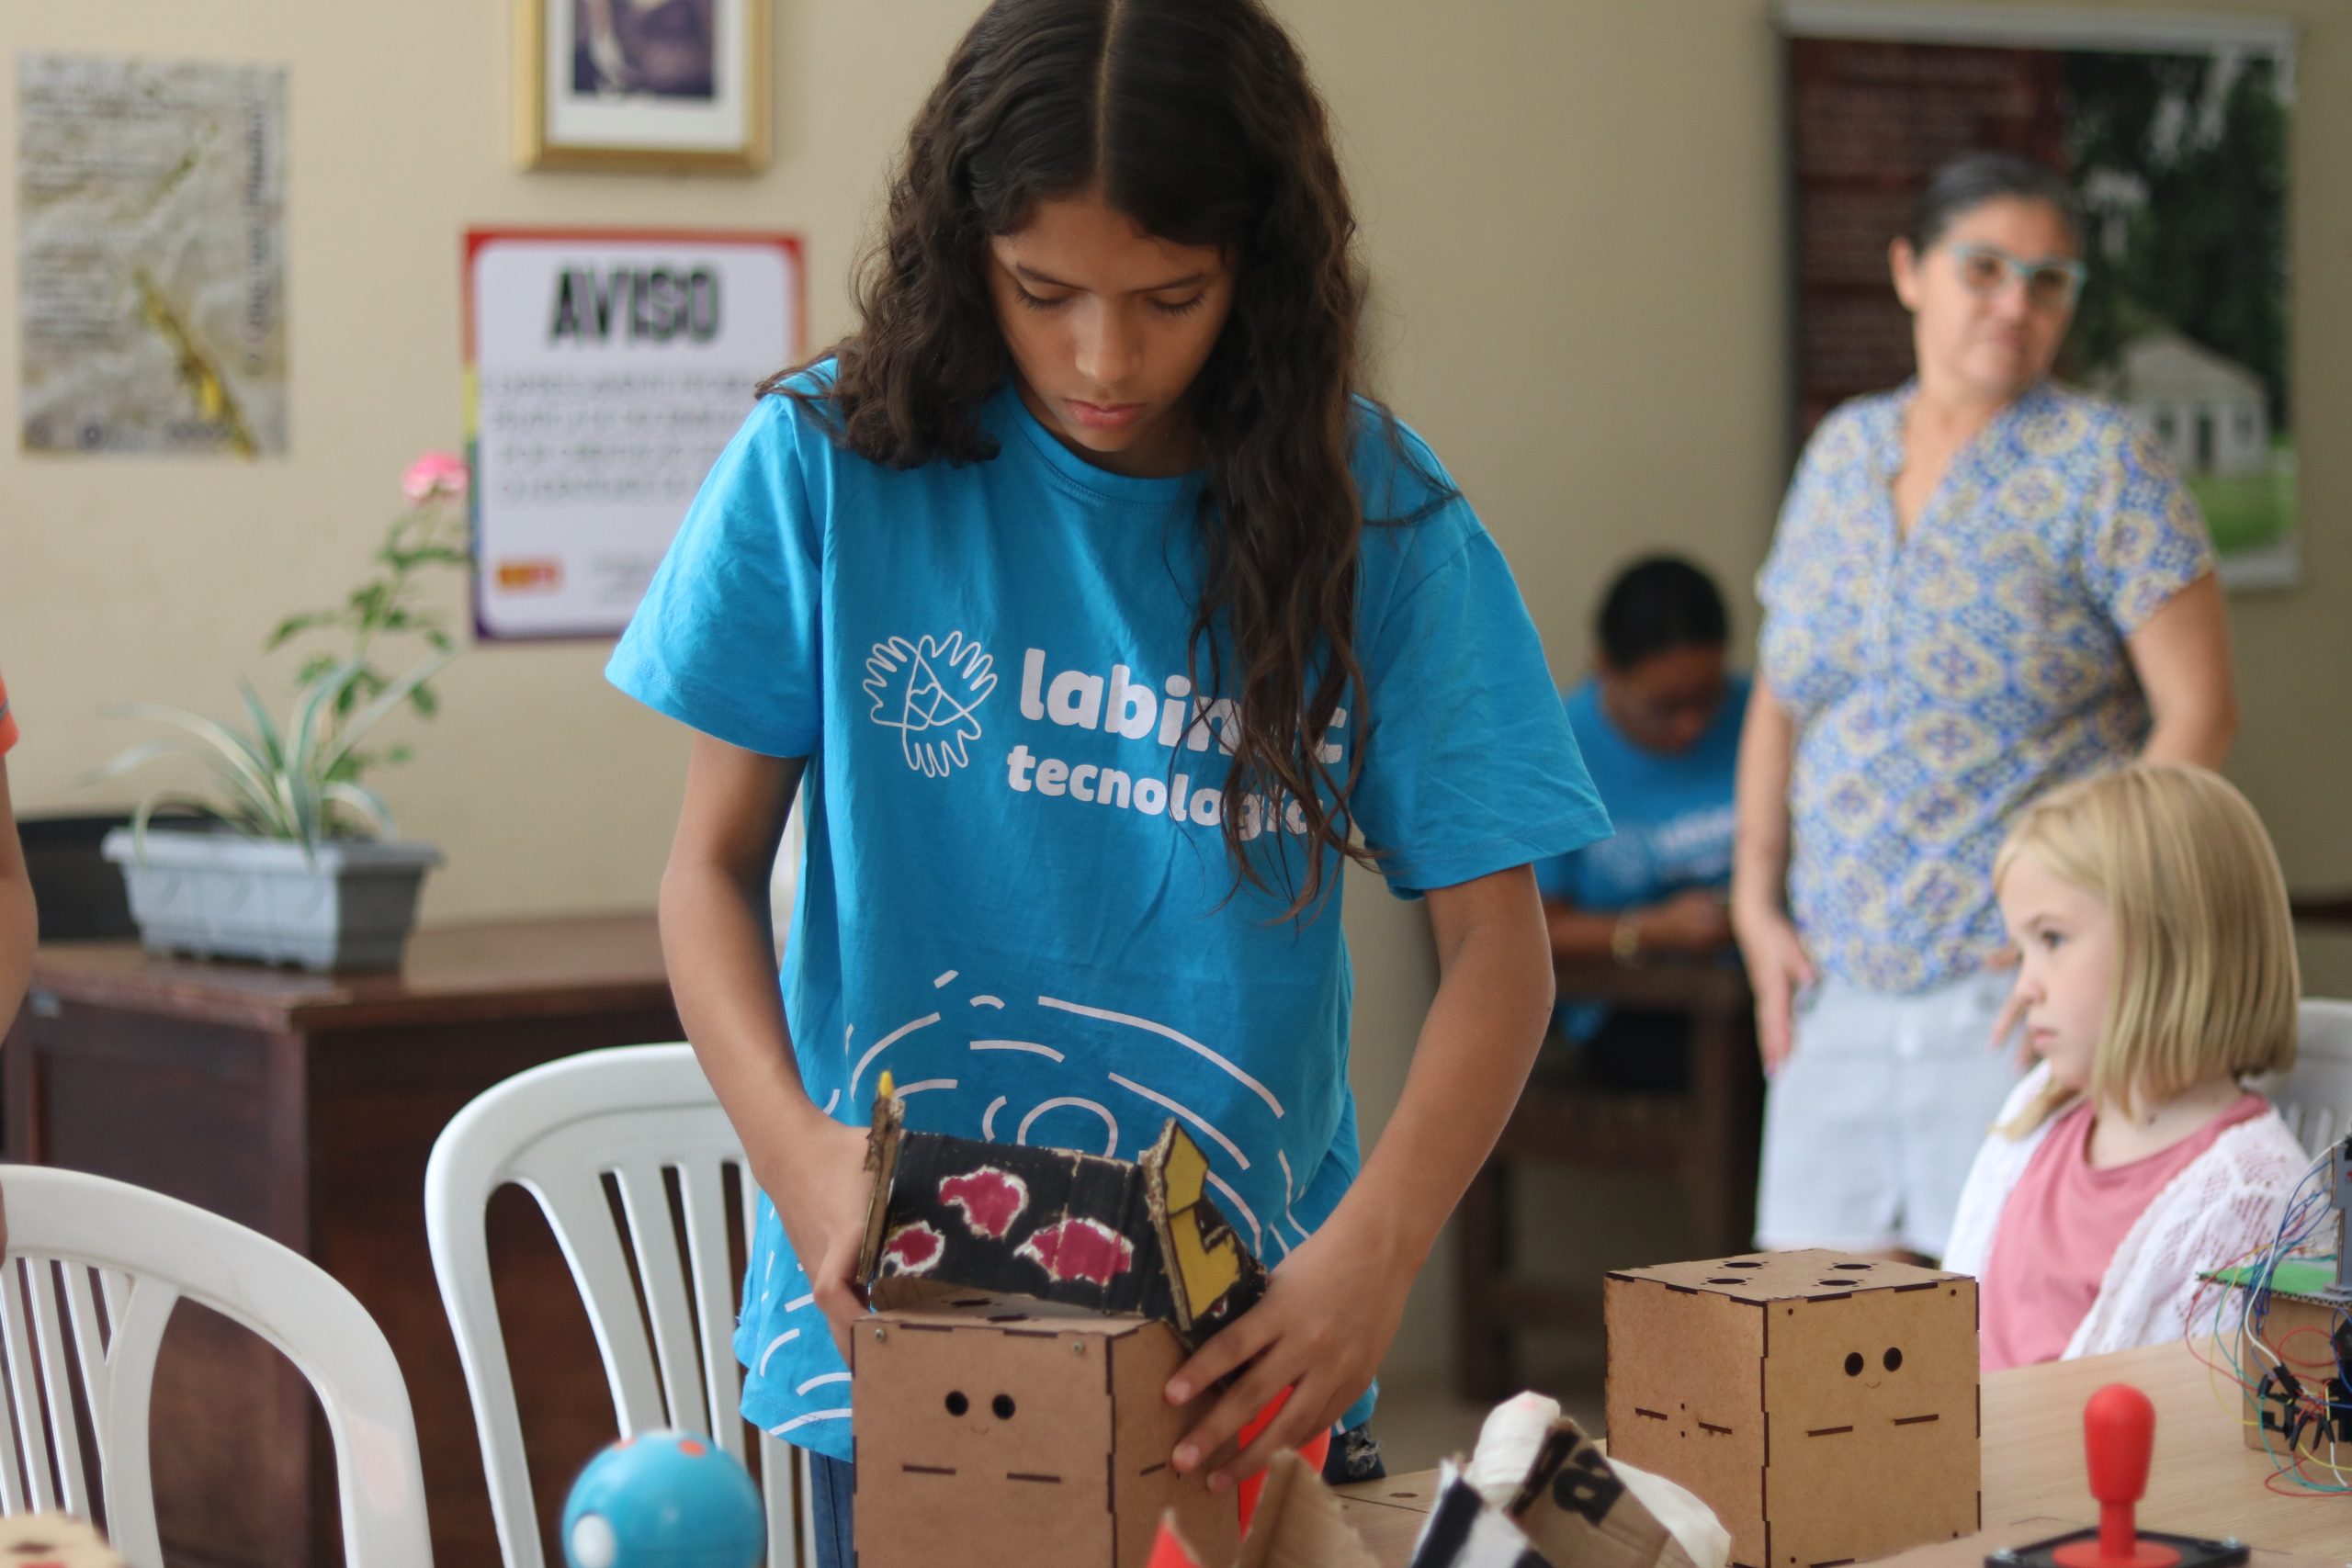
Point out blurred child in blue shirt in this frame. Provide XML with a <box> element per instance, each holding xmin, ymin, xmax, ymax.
<box><xmin>1536</xmin><ymin>557</ymin><xmax>1747</xmax><ymax>1090</ymax></box>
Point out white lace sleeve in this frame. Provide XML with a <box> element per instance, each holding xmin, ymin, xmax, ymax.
<box><xmin>2064</xmin><ymin>1113</ymin><xmax>2309</xmax><ymax>1359</ymax></box>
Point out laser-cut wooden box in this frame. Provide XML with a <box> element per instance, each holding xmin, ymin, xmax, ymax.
<box><xmin>1603</xmin><ymin>1250</ymin><xmax>1980</xmax><ymax>1568</ymax></box>
<box><xmin>851</xmin><ymin>1292</ymin><xmax>1238</xmax><ymax>1568</ymax></box>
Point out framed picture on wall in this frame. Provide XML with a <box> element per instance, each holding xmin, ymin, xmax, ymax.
<box><xmin>1778</xmin><ymin>2</ymin><xmax>2299</xmax><ymax>587</ymax></box>
<box><xmin>514</xmin><ymin>0</ymin><xmax>768</xmax><ymax>173</ymax></box>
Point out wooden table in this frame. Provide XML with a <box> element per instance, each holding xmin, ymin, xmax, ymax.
<box><xmin>1338</xmin><ymin>1341</ymin><xmax>2352</xmax><ymax>1564</ymax></box>
<box><xmin>4</xmin><ymin>914</ymin><xmax>684</xmax><ymax>1568</ymax></box>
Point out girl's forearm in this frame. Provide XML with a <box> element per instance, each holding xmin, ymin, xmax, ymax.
<box><xmin>1331</xmin><ymin>880</ymin><xmax>1554</xmax><ymax>1273</ymax></box>
<box><xmin>0</xmin><ymin>869</ymin><xmax>32</xmax><ymax>1032</ymax></box>
<box><xmin>658</xmin><ymin>854</ymin><xmax>828</xmax><ymax>1171</ymax></box>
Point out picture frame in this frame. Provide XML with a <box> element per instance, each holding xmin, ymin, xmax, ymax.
<box><xmin>514</xmin><ymin>0</ymin><xmax>768</xmax><ymax>174</ymax></box>
<box><xmin>1776</xmin><ymin>2</ymin><xmax>2300</xmax><ymax>588</ymax></box>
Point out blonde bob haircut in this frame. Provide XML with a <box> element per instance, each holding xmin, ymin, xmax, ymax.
<box><xmin>1993</xmin><ymin>762</ymin><xmax>2299</xmax><ymax>1135</ymax></box>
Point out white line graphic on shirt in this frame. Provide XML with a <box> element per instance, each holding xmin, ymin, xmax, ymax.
<box><xmin>1036</xmin><ymin>994</ymin><xmax>1285</xmax><ymax>1117</ymax></box>
<box><xmin>1105</xmin><ymin>1072</ymin><xmax>1248</xmax><ymax>1169</ymax></box>
<box><xmin>1016</xmin><ymin>1097</ymin><xmax>1119</xmax><ymax>1156</ymax></box>
<box><xmin>1276</xmin><ymin>1148</ymin><xmax>1309</xmax><ymax>1251</ymax></box>
<box><xmin>1204</xmin><ymin>1170</ymin><xmax>1262</xmax><ymax>1253</ymax></box>
<box><xmin>865</xmin><ymin>629</ymin><xmax>996</xmax><ymax>778</ymax></box>
<box><xmin>791</xmin><ymin>976</ymin><xmax>1298</xmax><ymax>1409</ymax></box>
<box><xmin>770</xmin><ymin>1409</ymin><xmax>851</xmax><ymax>1436</ymax></box>
<box><xmin>849</xmin><ymin>1011</ymin><xmax>941</xmax><ymax>1099</ymax></box>
<box><xmin>969</xmin><ymin>1039</ymin><xmax>1065</xmax><ymax>1062</ymax></box>
<box><xmin>784</xmin><ymin>1292</ymin><xmax>816</xmax><ymax>1313</ymax></box>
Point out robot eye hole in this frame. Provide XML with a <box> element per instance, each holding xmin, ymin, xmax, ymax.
<box><xmin>1843</xmin><ymin>1352</ymin><xmax>1863</xmax><ymax>1377</ymax></box>
<box><xmin>1883</xmin><ymin>1348</ymin><xmax>1904</xmax><ymax>1372</ymax></box>
<box><xmin>944</xmin><ymin>1391</ymin><xmax>968</xmax><ymax>1416</ymax></box>
<box><xmin>993</xmin><ymin>1393</ymin><xmax>1017</xmax><ymax>1420</ymax></box>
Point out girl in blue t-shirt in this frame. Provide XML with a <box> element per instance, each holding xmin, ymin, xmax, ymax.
<box><xmin>608</xmin><ymin>2</ymin><xmax>1606</xmax><ymax>1555</ymax></box>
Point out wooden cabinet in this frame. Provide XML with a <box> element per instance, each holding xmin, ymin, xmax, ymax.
<box><xmin>3</xmin><ymin>914</ymin><xmax>685</xmax><ymax>1568</ymax></box>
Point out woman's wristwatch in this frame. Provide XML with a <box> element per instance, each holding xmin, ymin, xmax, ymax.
<box><xmin>1610</xmin><ymin>912</ymin><xmax>1644</xmax><ymax>965</ymax></box>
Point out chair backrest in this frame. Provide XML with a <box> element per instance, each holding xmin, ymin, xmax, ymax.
<box><xmin>0</xmin><ymin>1165</ymin><xmax>430</xmax><ymax>1568</ymax></box>
<box><xmin>2259</xmin><ymin>998</ymin><xmax>2352</xmax><ymax>1156</ymax></box>
<box><xmin>424</xmin><ymin>1043</ymin><xmax>812</xmax><ymax>1568</ymax></box>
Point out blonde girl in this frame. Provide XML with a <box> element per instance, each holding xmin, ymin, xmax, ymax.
<box><xmin>1942</xmin><ymin>763</ymin><xmax>2306</xmax><ymax>1370</ymax></box>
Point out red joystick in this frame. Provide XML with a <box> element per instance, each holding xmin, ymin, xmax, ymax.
<box><xmin>2050</xmin><ymin>1384</ymin><xmax>2178</xmax><ymax>1568</ymax></box>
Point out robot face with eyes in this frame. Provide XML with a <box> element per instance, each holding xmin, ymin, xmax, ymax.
<box><xmin>1605</xmin><ymin>1251</ymin><xmax>1982</xmax><ymax>1568</ymax></box>
<box><xmin>852</xmin><ymin>1294</ymin><xmax>1238</xmax><ymax>1568</ymax></box>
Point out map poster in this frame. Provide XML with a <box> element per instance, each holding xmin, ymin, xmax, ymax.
<box><xmin>464</xmin><ymin>228</ymin><xmax>802</xmax><ymax>641</ymax></box>
<box><xmin>18</xmin><ymin>54</ymin><xmax>288</xmax><ymax>457</ymax></box>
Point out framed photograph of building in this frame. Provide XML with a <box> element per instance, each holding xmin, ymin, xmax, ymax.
<box><xmin>514</xmin><ymin>0</ymin><xmax>767</xmax><ymax>173</ymax></box>
<box><xmin>1779</xmin><ymin>4</ymin><xmax>2299</xmax><ymax>586</ymax></box>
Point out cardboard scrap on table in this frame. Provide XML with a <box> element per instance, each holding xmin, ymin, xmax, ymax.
<box><xmin>855</xmin><ymin>1088</ymin><xmax>1265</xmax><ymax>1341</ymax></box>
<box><xmin>1146</xmin><ymin>1410</ymin><xmax>1716</xmax><ymax>1568</ymax></box>
<box><xmin>1499</xmin><ymin>1417</ymin><xmax>1701</xmax><ymax>1568</ymax></box>
<box><xmin>1151</xmin><ymin>1450</ymin><xmax>1381</xmax><ymax>1568</ymax></box>
<box><xmin>0</xmin><ymin>1512</ymin><xmax>130</xmax><ymax>1566</ymax></box>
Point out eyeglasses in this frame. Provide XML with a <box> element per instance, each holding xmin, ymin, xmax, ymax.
<box><xmin>1946</xmin><ymin>243</ymin><xmax>2086</xmax><ymax>311</ymax></box>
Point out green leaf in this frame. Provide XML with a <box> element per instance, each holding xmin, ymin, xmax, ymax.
<box><xmin>130</xmin><ymin>795</ymin><xmax>243</xmax><ymax>861</ymax></box>
<box><xmin>100</xmin><ymin>702</ymin><xmax>284</xmax><ymax>817</ymax></box>
<box><xmin>234</xmin><ymin>677</ymin><xmax>287</xmax><ymax>772</ymax></box>
<box><xmin>324</xmin><ymin>780</ymin><xmax>398</xmax><ymax>840</ymax></box>
<box><xmin>287</xmin><ymin>659</ymin><xmax>364</xmax><ymax>786</ymax></box>
<box><xmin>320</xmin><ymin>647</ymin><xmax>457</xmax><ymax>776</ymax></box>
<box><xmin>265</xmin><ymin>612</ymin><xmax>331</xmax><ymax>650</ymax></box>
<box><xmin>91</xmin><ymin>738</ymin><xmax>286</xmax><ymax>837</ymax></box>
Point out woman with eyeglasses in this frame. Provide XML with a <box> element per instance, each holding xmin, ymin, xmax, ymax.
<box><xmin>1732</xmin><ymin>151</ymin><xmax>2236</xmax><ymax>1265</ymax></box>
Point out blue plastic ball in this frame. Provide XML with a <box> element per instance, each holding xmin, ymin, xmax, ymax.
<box><xmin>560</xmin><ymin>1429</ymin><xmax>766</xmax><ymax>1568</ymax></box>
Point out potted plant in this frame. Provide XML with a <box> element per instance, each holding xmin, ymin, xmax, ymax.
<box><xmin>91</xmin><ymin>452</ymin><xmax>472</xmax><ymax>972</ymax></box>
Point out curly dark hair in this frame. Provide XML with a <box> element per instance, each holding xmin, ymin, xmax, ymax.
<box><xmin>765</xmin><ymin>0</ymin><xmax>1439</xmax><ymax>920</ymax></box>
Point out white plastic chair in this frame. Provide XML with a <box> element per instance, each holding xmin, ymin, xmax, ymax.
<box><xmin>2264</xmin><ymin>998</ymin><xmax>2352</xmax><ymax>1156</ymax></box>
<box><xmin>0</xmin><ymin>1164</ymin><xmax>430</xmax><ymax>1568</ymax></box>
<box><xmin>424</xmin><ymin>1043</ymin><xmax>813</xmax><ymax>1568</ymax></box>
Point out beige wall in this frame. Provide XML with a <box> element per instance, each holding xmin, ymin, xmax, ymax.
<box><xmin>3</xmin><ymin>1</ymin><xmax>2346</xmax><ymax>1387</ymax></box>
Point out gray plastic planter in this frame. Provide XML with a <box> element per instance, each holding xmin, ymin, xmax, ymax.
<box><xmin>101</xmin><ymin>828</ymin><xmax>440</xmax><ymax>972</ymax></box>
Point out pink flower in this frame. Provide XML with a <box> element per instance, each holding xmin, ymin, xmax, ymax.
<box><xmin>401</xmin><ymin>450</ymin><xmax>469</xmax><ymax>503</ymax></box>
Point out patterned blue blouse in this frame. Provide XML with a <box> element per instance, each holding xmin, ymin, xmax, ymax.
<box><xmin>1758</xmin><ymin>380</ymin><xmax>2214</xmax><ymax>994</ymax></box>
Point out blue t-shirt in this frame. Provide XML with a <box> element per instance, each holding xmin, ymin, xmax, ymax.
<box><xmin>1534</xmin><ymin>674</ymin><xmax>1746</xmax><ymax>1039</ymax></box>
<box><xmin>606</xmin><ymin>371</ymin><xmax>1610</xmax><ymax>1458</ymax></box>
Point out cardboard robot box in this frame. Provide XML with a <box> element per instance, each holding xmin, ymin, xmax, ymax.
<box><xmin>1604</xmin><ymin>1250</ymin><xmax>1979</xmax><ymax>1568</ymax></box>
<box><xmin>852</xmin><ymin>1093</ymin><xmax>1265</xmax><ymax>1568</ymax></box>
<box><xmin>852</xmin><ymin>1292</ymin><xmax>1239</xmax><ymax>1568</ymax></box>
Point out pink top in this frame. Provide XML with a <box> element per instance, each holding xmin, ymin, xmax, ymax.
<box><xmin>1979</xmin><ymin>1089</ymin><xmax>2269</xmax><ymax>1371</ymax></box>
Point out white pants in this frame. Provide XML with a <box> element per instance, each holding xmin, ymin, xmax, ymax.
<box><xmin>1754</xmin><ymin>967</ymin><xmax>2024</xmax><ymax>1258</ymax></box>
